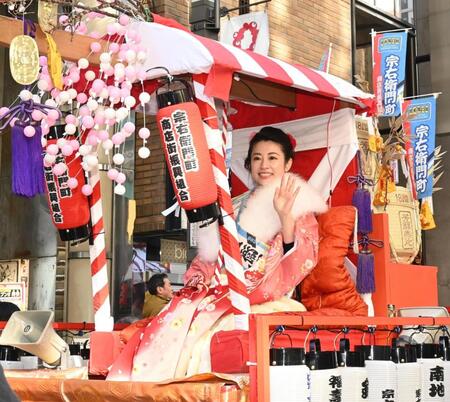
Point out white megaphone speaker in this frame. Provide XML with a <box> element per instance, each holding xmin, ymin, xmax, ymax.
<box><xmin>0</xmin><ymin>310</ymin><xmax>70</xmax><ymax>368</ymax></box>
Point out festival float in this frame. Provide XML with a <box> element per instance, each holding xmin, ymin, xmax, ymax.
<box><xmin>0</xmin><ymin>1</ymin><xmax>448</xmax><ymax>401</ymax></box>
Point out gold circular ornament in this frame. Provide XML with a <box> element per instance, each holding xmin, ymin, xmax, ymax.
<box><xmin>38</xmin><ymin>0</ymin><xmax>58</xmax><ymax>33</ymax></box>
<box><xmin>9</xmin><ymin>35</ymin><xmax>40</xmax><ymax>85</ymax></box>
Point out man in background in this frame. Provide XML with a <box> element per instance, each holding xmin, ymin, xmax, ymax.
<box><xmin>142</xmin><ymin>274</ymin><xmax>173</xmax><ymax>318</ymax></box>
<box><xmin>0</xmin><ymin>302</ymin><xmax>20</xmax><ymax>322</ymax></box>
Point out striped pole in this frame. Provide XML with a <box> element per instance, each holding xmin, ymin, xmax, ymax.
<box><xmin>88</xmin><ymin>165</ymin><xmax>114</xmax><ymax>331</ymax></box>
<box><xmin>193</xmin><ymin>74</ymin><xmax>250</xmax><ymax>330</ymax></box>
<box><xmin>212</xmin><ymin>104</ymin><xmax>231</xmax><ymax>285</ymax></box>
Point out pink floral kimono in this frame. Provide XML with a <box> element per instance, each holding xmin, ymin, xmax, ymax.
<box><xmin>107</xmin><ymin>175</ymin><xmax>326</xmax><ymax>382</ymax></box>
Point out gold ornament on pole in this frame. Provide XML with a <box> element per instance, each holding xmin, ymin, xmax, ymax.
<box><xmin>9</xmin><ymin>35</ymin><xmax>39</xmax><ymax>85</ymax></box>
<box><xmin>38</xmin><ymin>0</ymin><xmax>58</xmax><ymax>33</ymax></box>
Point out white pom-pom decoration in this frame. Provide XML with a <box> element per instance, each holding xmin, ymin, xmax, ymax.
<box><xmin>45</xmin><ymin>99</ymin><xmax>57</xmax><ymax>107</ymax></box>
<box><xmin>78</xmin><ymin>58</ymin><xmax>89</xmax><ymax>69</ymax></box>
<box><xmin>87</xmin><ymin>99</ymin><xmax>99</xmax><ymax>111</ymax></box>
<box><xmin>68</xmin><ymin>88</ymin><xmax>78</xmax><ymax>99</ymax></box>
<box><xmin>124</xmin><ymin>96</ymin><xmax>136</xmax><ymax>108</ymax></box>
<box><xmin>104</xmin><ymin>108</ymin><xmax>116</xmax><ymax>120</ymax></box>
<box><xmin>102</xmin><ymin>139</ymin><xmax>113</xmax><ymax>151</ymax></box>
<box><xmin>44</xmin><ymin>153</ymin><xmax>56</xmax><ymax>164</ymax></box>
<box><xmin>112</xmin><ymin>153</ymin><xmax>125</xmax><ymax>165</ymax></box>
<box><xmin>114</xmin><ymin>184</ymin><xmax>126</xmax><ymax>195</ymax></box>
<box><xmin>84</xmin><ymin>154</ymin><xmax>99</xmax><ymax>167</ymax></box>
<box><xmin>139</xmin><ymin>92</ymin><xmax>150</xmax><ymax>104</ymax></box>
<box><xmin>115</xmin><ymin>107</ymin><xmax>128</xmax><ymax>121</ymax></box>
<box><xmin>79</xmin><ymin>144</ymin><xmax>91</xmax><ymax>156</ymax></box>
<box><xmin>137</xmin><ymin>51</ymin><xmax>147</xmax><ymax>63</ymax></box>
<box><xmin>126</xmin><ymin>50</ymin><xmax>136</xmax><ymax>63</ymax></box>
<box><xmin>99</xmin><ymin>52</ymin><xmax>111</xmax><ymax>63</ymax></box>
<box><xmin>138</xmin><ymin>127</ymin><xmax>150</xmax><ymax>139</ymax></box>
<box><xmin>65</xmin><ymin>123</ymin><xmax>77</xmax><ymax>135</ymax></box>
<box><xmin>85</xmin><ymin>70</ymin><xmax>96</xmax><ymax>81</ymax></box>
<box><xmin>37</xmin><ymin>80</ymin><xmax>49</xmax><ymax>91</ymax></box>
<box><xmin>82</xmin><ymin>162</ymin><xmax>92</xmax><ymax>172</ymax></box>
<box><xmin>19</xmin><ymin>89</ymin><xmax>32</xmax><ymax>101</ymax></box>
<box><xmin>56</xmin><ymin>138</ymin><xmax>67</xmax><ymax>148</ymax></box>
<box><xmin>59</xmin><ymin>91</ymin><xmax>70</xmax><ymax>103</ymax></box>
<box><xmin>138</xmin><ymin>146</ymin><xmax>150</xmax><ymax>159</ymax></box>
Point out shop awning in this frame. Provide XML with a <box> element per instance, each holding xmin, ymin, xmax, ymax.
<box><xmin>133</xmin><ymin>14</ymin><xmax>373</xmax><ymax>108</ymax></box>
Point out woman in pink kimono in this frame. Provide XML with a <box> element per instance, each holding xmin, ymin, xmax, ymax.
<box><xmin>107</xmin><ymin>126</ymin><xmax>327</xmax><ymax>382</ymax></box>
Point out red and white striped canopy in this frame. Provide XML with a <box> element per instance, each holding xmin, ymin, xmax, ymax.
<box><xmin>133</xmin><ymin>15</ymin><xmax>373</xmax><ymax>108</ymax></box>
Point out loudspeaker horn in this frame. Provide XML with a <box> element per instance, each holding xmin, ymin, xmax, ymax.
<box><xmin>0</xmin><ymin>310</ymin><xmax>69</xmax><ymax>367</ymax></box>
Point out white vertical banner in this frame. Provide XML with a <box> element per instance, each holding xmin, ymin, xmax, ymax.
<box><xmin>219</xmin><ymin>11</ymin><xmax>269</xmax><ymax>55</ymax></box>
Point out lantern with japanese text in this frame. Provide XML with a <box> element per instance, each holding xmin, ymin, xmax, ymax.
<box><xmin>43</xmin><ymin>126</ymin><xmax>91</xmax><ymax>241</ymax></box>
<box><xmin>156</xmin><ymin>78</ymin><xmax>220</xmax><ymax>223</ymax></box>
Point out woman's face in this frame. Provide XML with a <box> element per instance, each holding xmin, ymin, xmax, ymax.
<box><xmin>250</xmin><ymin>140</ymin><xmax>292</xmax><ymax>186</ymax></box>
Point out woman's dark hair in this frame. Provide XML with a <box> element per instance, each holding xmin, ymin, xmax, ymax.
<box><xmin>244</xmin><ymin>126</ymin><xmax>294</xmax><ymax>171</ymax></box>
<box><xmin>147</xmin><ymin>273</ymin><xmax>168</xmax><ymax>295</ymax></box>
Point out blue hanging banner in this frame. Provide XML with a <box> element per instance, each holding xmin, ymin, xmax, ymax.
<box><xmin>402</xmin><ymin>96</ymin><xmax>437</xmax><ymax>199</ymax></box>
<box><xmin>372</xmin><ymin>30</ymin><xmax>408</xmax><ymax>117</ymax></box>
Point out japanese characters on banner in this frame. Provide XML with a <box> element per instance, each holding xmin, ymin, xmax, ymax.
<box><xmin>402</xmin><ymin>95</ymin><xmax>436</xmax><ymax>199</ymax></box>
<box><xmin>44</xmin><ymin>154</ymin><xmax>72</xmax><ymax>225</ymax></box>
<box><xmin>372</xmin><ymin>30</ymin><xmax>408</xmax><ymax>117</ymax></box>
<box><xmin>157</xmin><ymin>100</ymin><xmax>219</xmax><ymax>218</ymax></box>
<box><xmin>219</xmin><ymin>11</ymin><xmax>269</xmax><ymax>55</ymax></box>
<box><xmin>159</xmin><ymin>109</ymin><xmax>198</xmax><ymax>205</ymax></box>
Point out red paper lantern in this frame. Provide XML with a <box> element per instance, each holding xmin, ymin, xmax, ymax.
<box><xmin>43</xmin><ymin>126</ymin><xmax>90</xmax><ymax>241</ymax></box>
<box><xmin>156</xmin><ymin>79</ymin><xmax>219</xmax><ymax>222</ymax></box>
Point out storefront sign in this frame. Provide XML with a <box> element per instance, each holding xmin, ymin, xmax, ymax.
<box><xmin>372</xmin><ymin>31</ymin><xmax>408</xmax><ymax>117</ymax></box>
<box><xmin>0</xmin><ymin>282</ymin><xmax>27</xmax><ymax>311</ymax></box>
<box><xmin>160</xmin><ymin>239</ymin><xmax>187</xmax><ymax>264</ymax></box>
<box><xmin>402</xmin><ymin>95</ymin><xmax>436</xmax><ymax>199</ymax></box>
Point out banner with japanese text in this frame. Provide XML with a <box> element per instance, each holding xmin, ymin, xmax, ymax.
<box><xmin>219</xmin><ymin>11</ymin><xmax>269</xmax><ymax>55</ymax></box>
<box><xmin>372</xmin><ymin>31</ymin><xmax>408</xmax><ymax>117</ymax></box>
<box><xmin>402</xmin><ymin>96</ymin><xmax>436</xmax><ymax>199</ymax></box>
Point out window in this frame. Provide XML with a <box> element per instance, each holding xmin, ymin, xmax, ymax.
<box><xmin>400</xmin><ymin>0</ymin><xmax>414</xmax><ymax>24</ymax></box>
<box><xmin>358</xmin><ymin>0</ymin><xmax>413</xmax><ymax>24</ymax></box>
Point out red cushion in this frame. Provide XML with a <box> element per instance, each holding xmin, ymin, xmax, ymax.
<box><xmin>210</xmin><ymin>330</ymin><xmax>249</xmax><ymax>373</ymax></box>
<box><xmin>301</xmin><ymin>206</ymin><xmax>368</xmax><ymax>316</ymax></box>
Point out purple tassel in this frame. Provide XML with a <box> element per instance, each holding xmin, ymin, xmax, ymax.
<box><xmin>356</xmin><ymin>251</ymin><xmax>375</xmax><ymax>293</ymax></box>
<box><xmin>352</xmin><ymin>188</ymin><xmax>373</xmax><ymax>234</ymax></box>
<box><xmin>11</xmin><ymin>125</ymin><xmax>45</xmax><ymax>197</ymax></box>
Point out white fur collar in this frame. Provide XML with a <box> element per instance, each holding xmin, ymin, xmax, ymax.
<box><xmin>196</xmin><ymin>174</ymin><xmax>327</xmax><ymax>262</ymax></box>
<box><xmin>237</xmin><ymin>174</ymin><xmax>328</xmax><ymax>243</ymax></box>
